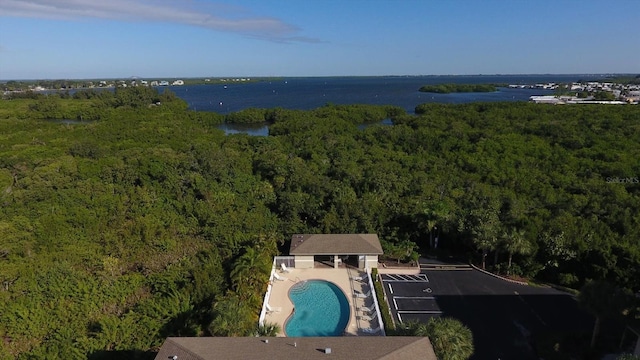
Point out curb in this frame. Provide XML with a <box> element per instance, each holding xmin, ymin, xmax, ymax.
<box><xmin>469</xmin><ymin>263</ymin><xmax>529</xmax><ymax>286</ymax></box>
<box><xmin>377</xmin><ymin>266</ymin><xmax>421</xmax><ymax>275</ymax></box>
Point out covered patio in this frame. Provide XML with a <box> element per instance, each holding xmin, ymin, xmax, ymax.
<box><xmin>288</xmin><ymin>234</ymin><xmax>383</xmax><ymax>270</ymax></box>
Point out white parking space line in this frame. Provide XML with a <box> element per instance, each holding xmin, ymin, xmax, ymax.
<box><xmin>397</xmin><ymin>310</ymin><xmax>443</xmax><ymax>314</ymax></box>
<box><xmin>388</xmin><ymin>283</ymin><xmax>394</xmax><ymax>294</ymax></box>
<box><xmin>392</xmin><ymin>296</ymin><xmax>435</xmax><ymax>300</ymax></box>
<box><xmin>382</xmin><ymin>274</ymin><xmax>429</xmax><ymax>282</ymax></box>
<box><xmin>393</xmin><ymin>298</ymin><xmax>398</xmax><ymax>310</ymax></box>
<box><xmin>397</xmin><ymin>311</ymin><xmax>442</xmax><ymax>324</ymax></box>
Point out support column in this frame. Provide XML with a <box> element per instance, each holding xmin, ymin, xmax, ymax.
<box><xmin>334</xmin><ymin>255</ymin><xmax>339</xmax><ymax>269</ymax></box>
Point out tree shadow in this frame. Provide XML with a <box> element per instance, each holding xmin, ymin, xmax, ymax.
<box><xmin>400</xmin><ymin>294</ymin><xmax>595</xmax><ymax>360</ymax></box>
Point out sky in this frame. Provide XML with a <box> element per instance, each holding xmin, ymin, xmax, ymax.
<box><xmin>1</xmin><ymin>0</ymin><xmax>639</xmax><ymax>79</ymax></box>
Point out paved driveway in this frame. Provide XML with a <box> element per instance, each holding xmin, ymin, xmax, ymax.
<box><xmin>382</xmin><ymin>264</ymin><xmax>593</xmax><ymax>360</ymax></box>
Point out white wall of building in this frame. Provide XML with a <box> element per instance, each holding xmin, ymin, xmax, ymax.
<box><xmin>294</xmin><ymin>255</ymin><xmax>314</xmax><ymax>269</ymax></box>
<box><xmin>365</xmin><ymin>255</ymin><xmax>378</xmax><ymax>270</ymax></box>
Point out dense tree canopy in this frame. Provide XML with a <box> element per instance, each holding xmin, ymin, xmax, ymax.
<box><xmin>1</xmin><ymin>89</ymin><xmax>639</xmax><ymax>358</ymax></box>
<box><xmin>418</xmin><ymin>83</ymin><xmax>499</xmax><ymax>93</ymax></box>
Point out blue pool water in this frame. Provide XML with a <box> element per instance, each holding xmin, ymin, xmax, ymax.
<box><xmin>285</xmin><ymin>280</ymin><xmax>350</xmax><ymax>337</ymax></box>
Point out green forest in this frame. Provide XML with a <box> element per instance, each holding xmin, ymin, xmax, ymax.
<box><xmin>1</xmin><ymin>88</ymin><xmax>639</xmax><ymax>359</ymax></box>
<box><xmin>418</xmin><ymin>83</ymin><xmax>499</xmax><ymax>93</ymax></box>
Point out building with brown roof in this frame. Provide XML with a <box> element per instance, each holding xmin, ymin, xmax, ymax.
<box><xmin>288</xmin><ymin>234</ymin><xmax>383</xmax><ymax>269</ymax></box>
<box><xmin>154</xmin><ymin>336</ymin><xmax>437</xmax><ymax>360</ymax></box>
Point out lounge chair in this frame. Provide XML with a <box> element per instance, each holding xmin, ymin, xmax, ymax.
<box><xmin>357</xmin><ymin>313</ymin><xmax>377</xmax><ymax>321</ymax></box>
<box><xmin>266</xmin><ymin>304</ymin><xmax>281</xmax><ymax>313</ymax></box>
<box><xmin>350</xmin><ymin>274</ymin><xmax>368</xmax><ymax>282</ymax></box>
<box><xmin>363</xmin><ymin>326</ymin><xmax>381</xmax><ymax>334</ymax></box>
<box><xmin>280</xmin><ymin>263</ymin><xmax>292</xmax><ymax>273</ymax></box>
<box><xmin>354</xmin><ymin>290</ymin><xmax>371</xmax><ymax>298</ymax></box>
<box><xmin>273</xmin><ymin>273</ymin><xmax>287</xmax><ymax>281</ymax></box>
<box><xmin>358</xmin><ymin>305</ymin><xmax>375</xmax><ymax>313</ymax></box>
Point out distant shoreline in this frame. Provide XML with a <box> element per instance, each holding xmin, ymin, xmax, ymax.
<box><xmin>5</xmin><ymin>75</ymin><xmax>637</xmax><ymax>110</ymax></box>
<box><xmin>418</xmin><ymin>83</ymin><xmax>501</xmax><ymax>94</ymax></box>
<box><xmin>2</xmin><ymin>73</ymin><xmax>637</xmax><ymax>83</ymax></box>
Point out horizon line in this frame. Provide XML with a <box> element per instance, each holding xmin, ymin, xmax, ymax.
<box><xmin>2</xmin><ymin>73</ymin><xmax>638</xmax><ymax>82</ymax></box>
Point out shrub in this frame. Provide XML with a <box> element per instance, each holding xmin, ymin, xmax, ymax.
<box><xmin>372</xmin><ymin>268</ymin><xmax>395</xmax><ymax>332</ymax></box>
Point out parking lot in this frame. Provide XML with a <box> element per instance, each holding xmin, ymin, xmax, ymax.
<box><xmin>381</xmin><ymin>262</ymin><xmax>593</xmax><ymax>360</ymax></box>
<box><xmin>381</xmin><ymin>273</ymin><xmax>441</xmax><ymax>323</ymax></box>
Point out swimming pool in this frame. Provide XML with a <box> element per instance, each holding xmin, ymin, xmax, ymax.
<box><xmin>285</xmin><ymin>280</ymin><xmax>350</xmax><ymax>336</ymax></box>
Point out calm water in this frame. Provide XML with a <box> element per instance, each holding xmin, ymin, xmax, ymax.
<box><xmin>164</xmin><ymin>75</ymin><xmax>603</xmax><ymax>135</ymax></box>
<box><xmin>285</xmin><ymin>280</ymin><xmax>350</xmax><ymax>337</ymax></box>
<box><xmin>216</xmin><ymin>122</ymin><xmax>271</xmax><ymax>136</ymax></box>
<box><xmin>169</xmin><ymin>75</ymin><xmax>600</xmax><ymax>115</ymax></box>
<box><xmin>218</xmin><ymin>118</ymin><xmax>393</xmax><ymax>137</ymax></box>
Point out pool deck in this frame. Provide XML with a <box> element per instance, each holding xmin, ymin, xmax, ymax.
<box><xmin>263</xmin><ymin>266</ymin><xmax>381</xmax><ymax>337</ymax></box>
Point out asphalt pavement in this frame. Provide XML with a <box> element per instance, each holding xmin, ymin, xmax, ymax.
<box><xmin>382</xmin><ymin>260</ymin><xmax>593</xmax><ymax>360</ymax></box>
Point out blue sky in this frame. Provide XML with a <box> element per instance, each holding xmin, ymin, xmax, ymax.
<box><xmin>1</xmin><ymin>0</ymin><xmax>639</xmax><ymax>79</ymax></box>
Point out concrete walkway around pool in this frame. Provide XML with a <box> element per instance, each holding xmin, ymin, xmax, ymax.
<box><xmin>263</xmin><ymin>266</ymin><xmax>382</xmax><ymax>337</ymax></box>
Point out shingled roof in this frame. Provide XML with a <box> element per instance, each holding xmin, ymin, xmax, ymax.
<box><xmin>289</xmin><ymin>234</ymin><xmax>383</xmax><ymax>255</ymax></box>
<box><xmin>154</xmin><ymin>336</ymin><xmax>437</xmax><ymax>360</ymax></box>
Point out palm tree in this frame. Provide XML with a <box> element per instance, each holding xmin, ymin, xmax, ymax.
<box><xmin>230</xmin><ymin>247</ymin><xmax>271</xmax><ymax>292</ymax></box>
<box><xmin>394</xmin><ymin>318</ymin><xmax>474</xmax><ymax>359</ymax></box>
<box><xmin>469</xmin><ymin>208</ymin><xmax>501</xmax><ymax>270</ymax></box>
<box><xmin>255</xmin><ymin>322</ymin><xmax>281</xmax><ymax>337</ymax></box>
<box><xmin>427</xmin><ymin>218</ymin><xmax>437</xmax><ymax>249</ymax></box>
<box><xmin>209</xmin><ymin>294</ymin><xmax>255</xmax><ymax>336</ymax></box>
<box><xmin>426</xmin><ymin>317</ymin><xmax>474</xmax><ymax>360</ymax></box>
<box><xmin>578</xmin><ymin>280</ymin><xmax>629</xmax><ymax>349</ymax></box>
<box><xmin>503</xmin><ymin>228</ymin><xmax>532</xmax><ymax>273</ymax></box>
<box><xmin>394</xmin><ymin>319</ymin><xmax>428</xmax><ymax>336</ymax></box>
<box><xmin>421</xmin><ymin>200</ymin><xmax>451</xmax><ymax>250</ymax></box>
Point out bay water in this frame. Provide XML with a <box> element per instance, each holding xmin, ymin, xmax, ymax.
<box><xmin>166</xmin><ymin>75</ymin><xmax>601</xmax><ymax>135</ymax></box>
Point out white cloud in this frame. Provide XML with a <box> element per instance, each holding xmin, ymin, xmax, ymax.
<box><xmin>0</xmin><ymin>0</ymin><xmax>319</xmax><ymax>42</ymax></box>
